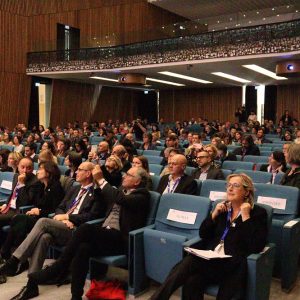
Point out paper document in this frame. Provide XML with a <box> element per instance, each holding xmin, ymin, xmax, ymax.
<box><xmin>184</xmin><ymin>247</ymin><xmax>232</xmax><ymax>260</ymax></box>
<box><xmin>0</xmin><ymin>180</ymin><xmax>12</xmax><ymax>190</ymax></box>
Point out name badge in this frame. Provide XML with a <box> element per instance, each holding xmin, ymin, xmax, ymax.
<box><xmin>167</xmin><ymin>209</ymin><xmax>197</xmax><ymax>224</ymax></box>
<box><xmin>209</xmin><ymin>191</ymin><xmax>227</xmax><ymax>202</ymax></box>
<box><xmin>0</xmin><ymin>180</ymin><xmax>12</xmax><ymax>190</ymax></box>
<box><xmin>257</xmin><ymin>196</ymin><xmax>287</xmax><ymax>210</ymax></box>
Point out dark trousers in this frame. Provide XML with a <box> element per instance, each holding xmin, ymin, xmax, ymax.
<box><xmin>0</xmin><ymin>210</ymin><xmax>17</xmax><ymax>248</ymax></box>
<box><xmin>150</xmin><ymin>254</ymin><xmax>247</xmax><ymax>300</ymax></box>
<box><xmin>1</xmin><ymin>214</ymin><xmax>37</xmax><ymax>258</ymax></box>
<box><xmin>55</xmin><ymin>223</ymin><xmax>125</xmax><ymax>298</ymax></box>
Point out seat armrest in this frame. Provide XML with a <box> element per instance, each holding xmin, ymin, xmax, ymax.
<box><xmin>128</xmin><ymin>224</ymin><xmax>155</xmax><ymax>295</ymax></box>
<box><xmin>86</xmin><ymin>218</ymin><xmax>105</xmax><ymax>225</ymax></box>
<box><xmin>19</xmin><ymin>205</ymin><xmax>34</xmax><ymax>213</ymax></box>
<box><xmin>129</xmin><ymin>224</ymin><xmax>155</xmax><ymax>237</ymax></box>
<box><xmin>182</xmin><ymin>237</ymin><xmax>202</xmax><ymax>248</ymax></box>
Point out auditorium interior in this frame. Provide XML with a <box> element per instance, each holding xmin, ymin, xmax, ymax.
<box><xmin>1</xmin><ymin>0</ymin><xmax>300</xmax><ymax>299</ymax></box>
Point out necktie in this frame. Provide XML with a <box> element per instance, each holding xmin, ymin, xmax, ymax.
<box><xmin>66</xmin><ymin>188</ymin><xmax>87</xmax><ymax>215</ymax></box>
<box><xmin>2</xmin><ymin>183</ymin><xmax>20</xmax><ymax>214</ymax></box>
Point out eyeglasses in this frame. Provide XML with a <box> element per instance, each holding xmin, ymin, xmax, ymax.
<box><xmin>225</xmin><ymin>183</ymin><xmax>243</xmax><ymax>189</ymax></box>
<box><xmin>124</xmin><ymin>172</ymin><xmax>136</xmax><ymax>178</ymax></box>
<box><xmin>77</xmin><ymin>168</ymin><xmax>90</xmax><ymax>172</ymax></box>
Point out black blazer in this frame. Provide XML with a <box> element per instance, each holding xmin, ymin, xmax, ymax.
<box><xmin>232</xmin><ymin>145</ymin><xmax>260</xmax><ymax>156</ymax></box>
<box><xmin>96</xmin><ymin>184</ymin><xmax>150</xmax><ymax>246</ymax></box>
<box><xmin>55</xmin><ymin>185</ymin><xmax>105</xmax><ymax>226</ymax></box>
<box><xmin>35</xmin><ymin>180</ymin><xmax>65</xmax><ymax>218</ymax></box>
<box><xmin>199</xmin><ymin>205</ymin><xmax>268</xmax><ymax>258</ymax></box>
<box><xmin>280</xmin><ymin>167</ymin><xmax>300</xmax><ymax>189</ymax></box>
<box><xmin>156</xmin><ymin>174</ymin><xmax>197</xmax><ymax>195</ymax></box>
<box><xmin>101</xmin><ymin>165</ymin><xmax>122</xmax><ymax>188</ymax></box>
<box><xmin>6</xmin><ymin>173</ymin><xmax>43</xmax><ymax>209</ymax></box>
<box><xmin>192</xmin><ymin>166</ymin><xmax>225</xmax><ymax>181</ymax></box>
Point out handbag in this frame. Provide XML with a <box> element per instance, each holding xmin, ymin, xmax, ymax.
<box><xmin>86</xmin><ymin>279</ymin><xmax>126</xmax><ymax>300</ymax></box>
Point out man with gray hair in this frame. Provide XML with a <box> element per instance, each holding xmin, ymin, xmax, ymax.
<box><xmin>25</xmin><ymin>166</ymin><xmax>150</xmax><ymax>300</ymax></box>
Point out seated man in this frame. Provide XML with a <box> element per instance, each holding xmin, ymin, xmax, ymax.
<box><xmin>0</xmin><ymin>162</ymin><xmax>104</xmax><ymax>285</ymax></box>
<box><xmin>232</xmin><ymin>135</ymin><xmax>260</xmax><ymax>158</ymax></box>
<box><xmin>157</xmin><ymin>154</ymin><xmax>197</xmax><ymax>195</ymax></box>
<box><xmin>17</xmin><ymin>166</ymin><xmax>150</xmax><ymax>300</ymax></box>
<box><xmin>192</xmin><ymin>150</ymin><xmax>225</xmax><ymax>181</ymax></box>
<box><xmin>24</xmin><ymin>145</ymin><xmax>38</xmax><ymax>162</ymax></box>
<box><xmin>88</xmin><ymin>141</ymin><xmax>110</xmax><ymax>165</ymax></box>
<box><xmin>0</xmin><ymin>158</ymin><xmax>42</xmax><ymax>246</ymax></box>
<box><xmin>216</xmin><ymin>144</ymin><xmax>237</xmax><ymax>165</ymax></box>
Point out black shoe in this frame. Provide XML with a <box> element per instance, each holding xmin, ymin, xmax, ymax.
<box><xmin>9</xmin><ymin>285</ymin><xmax>39</xmax><ymax>300</ymax></box>
<box><xmin>0</xmin><ymin>256</ymin><xmax>19</xmax><ymax>276</ymax></box>
<box><xmin>0</xmin><ymin>273</ymin><xmax>6</xmax><ymax>284</ymax></box>
<box><xmin>15</xmin><ymin>261</ymin><xmax>29</xmax><ymax>276</ymax></box>
<box><xmin>29</xmin><ymin>261</ymin><xmax>65</xmax><ymax>285</ymax></box>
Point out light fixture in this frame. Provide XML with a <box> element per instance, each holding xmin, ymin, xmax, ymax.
<box><xmin>243</xmin><ymin>64</ymin><xmax>287</xmax><ymax>80</ymax></box>
<box><xmin>212</xmin><ymin>72</ymin><xmax>251</xmax><ymax>83</ymax></box>
<box><xmin>159</xmin><ymin>71</ymin><xmax>213</xmax><ymax>84</ymax></box>
<box><xmin>90</xmin><ymin>76</ymin><xmax>118</xmax><ymax>82</ymax></box>
<box><xmin>146</xmin><ymin>77</ymin><xmax>185</xmax><ymax>86</ymax></box>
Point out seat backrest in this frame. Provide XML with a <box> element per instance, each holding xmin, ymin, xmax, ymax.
<box><xmin>60</xmin><ymin>175</ymin><xmax>75</xmax><ymax>193</ymax></box>
<box><xmin>222</xmin><ymin>161</ymin><xmax>254</xmax><ymax>171</ymax></box>
<box><xmin>222</xmin><ymin>169</ymin><xmax>232</xmax><ymax>178</ymax></box>
<box><xmin>243</xmin><ymin>155</ymin><xmax>269</xmax><ymax>163</ymax></box>
<box><xmin>185</xmin><ymin>166</ymin><xmax>196</xmax><ymax>176</ymax></box>
<box><xmin>0</xmin><ymin>172</ymin><xmax>14</xmax><ymax>195</ymax></box>
<box><xmin>144</xmin><ymin>155</ymin><xmax>163</xmax><ymax>165</ymax></box>
<box><xmin>0</xmin><ymin>145</ymin><xmax>14</xmax><ymax>152</ymax></box>
<box><xmin>150</xmin><ymin>174</ymin><xmax>161</xmax><ymax>191</ymax></box>
<box><xmin>149</xmin><ymin>164</ymin><xmax>163</xmax><ymax>176</ymax></box>
<box><xmin>143</xmin><ymin>150</ymin><xmax>161</xmax><ymax>156</ymax></box>
<box><xmin>235</xmin><ymin>169</ymin><xmax>272</xmax><ymax>183</ymax></box>
<box><xmin>273</xmin><ymin>172</ymin><xmax>284</xmax><ymax>185</ymax></box>
<box><xmin>254</xmin><ymin>183</ymin><xmax>299</xmax><ymax>220</ymax></box>
<box><xmin>155</xmin><ymin>193</ymin><xmax>211</xmax><ymax>239</ymax></box>
<box><xmin>147</xmin><ymin>191</ymin><xmax>161</xmax><ymax>225</ymax></box>
<box><xmin>58</xmin><ymin>165</ymin><xmax>69</xmax><ymax>175</ymax></box>
<box><xmin>57</xmin><ymin>156</ymin><xmax>65</xmax><ymax>165</ymax></box>
<box><xmin>199</xmin><ymin>179</ymin><xmax>227</xmax><ymax>201</ymax></box>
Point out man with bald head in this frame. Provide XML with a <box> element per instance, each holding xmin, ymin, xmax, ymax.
<box><xmin>0</xmin><ymin>162</ymin><xmax>105</xmax><ymax>285</ymax></box>
<box><xmin>112</xmin><ymin>144</ymin><xmax>131</xmax><ymax>172</ymax></box>
<box><xmin>157</xmin><ymin>154</ymin><xmax>197</xmax><ymax>195</ymax></box>
<box><xmin>0</xmin><ymin>158</ymin><xmax>42</xmax><ymax>248</ymax></box>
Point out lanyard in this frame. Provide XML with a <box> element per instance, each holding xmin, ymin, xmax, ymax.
<box><xmin>167</xmin><ymin>176</ymin><xmax>181</xmax><ymax>193</ymax></box>
<box><xmin>220</xmin><ymin>209</ymin><xmax>241</xmax><ymax>242</ymax></box>
<box><xmin>68</xmin><ymin>186</ymin><xmax>91</xmax><ymax>210</ymax></box>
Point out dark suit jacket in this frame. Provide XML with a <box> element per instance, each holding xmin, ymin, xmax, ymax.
<box><xmin>157</xmin><ymin>174</ymin><xmax>197</xmax><ymax>195</ymax></box>
<box><xmin>232</xmin><ymin>145</ymin><xmax>260</xmax><ymax>156</ymax></box>
<box><xmin>6</xmin><ymin>173</ymin><xmax>43</xmax><ymax>209</ymax></box>
<box><xmin>280</xmin><ymin>167</ymin><xmax>300</xmax><ymax>189</ymax></box>
<box><xmin>192</xmin><ymin>166</ymin><xmax>225</xmax><ymax>180</ymax></box>
<box><xmin>221</xmin><ymin>152</ymin><xmax>237</xmax><ymax>164</ymax></box>
<box><xmin>55</xmin><ymin>185</ymin><xmax>104</xmax><ymax>226</ymax></box>
<box><xmin>96</xmin><ymin>184</ymin><xmax>150</xmax><ymax>245</ymax></box>
<box><xmin>35</xmin><ymin>180</ymin><xmax>65</xmax><ymax>217</ymax></box>
<box><xmin>199</xmin><ymin>205</ymin><xmax>268</xmax><ymax>258</ymax></box>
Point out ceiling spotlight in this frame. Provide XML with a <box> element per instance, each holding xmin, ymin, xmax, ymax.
<box><xmin>287</xmin><ymin>64</ymin><xmax>294</xmax><ymax>71</ymax></box>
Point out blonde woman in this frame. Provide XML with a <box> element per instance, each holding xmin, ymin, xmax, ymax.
<box><xmin>150</xmin><ymin>173</ymin><xmax>268</xmax><ymax>300</ymax></box>
<box><xmin>7</xmin><ymin>152</ymin><xmax>23</xmax><ymax>173</ymax></box>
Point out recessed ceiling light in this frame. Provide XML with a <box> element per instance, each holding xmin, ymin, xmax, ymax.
<box><xmin>90</xmin><ymin>76</ymin><xmax>118</xmax><ymax>82</ymax></box>
<box><xmin>146</xmin><ymin>77</ymin><xmax>185</xmax><ymax>86</ymax></box>
<box><xmin>217</xmin><ymin>20</ymin><xmax>220</xmax><ymax>23</ymax></box>
<box><xmin>287</xmin><ymin>5</ymin><xmax>290</xmax><ymax>8</ymax></box>
<box><xmin>272</xmin><ymin>8</ymin><xmax>275</xmax><ymax>11</ymax></box>
<box><xmin>249</xmin><ymin>20</ymin><xmax>252</xmax><ymax>23</ymax></box>
<box><xmin>243</xmin><ymin>64</ymin><xmax>288</xmax><ymax>80</ymax></box>
<box><xmin>277</xmin><ymin>14</ymin><xmax>280</xmax><ymax>17</ymax></box>
<box><xmin>212</xmin><ymin>72</ymin><xmax>251</xmax><ymax>83</ymax></box>
<box><xmin>263</xmin><ymin>17</ymin><xmax>266</xmax><ymax>20</ymax></box>
<box><xmin>159</xmin><ymin>71</ymin><xmax>213</xmax><ymax>84</ymax></box>
<box><xmin>256</xmin><ymin>11</ymin><xmax>259</xmax><ymax>14</ymax></box>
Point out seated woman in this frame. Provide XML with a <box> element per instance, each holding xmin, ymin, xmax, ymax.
<box><xmin>100</xmin><ymin>154</ymin><xmax>123</xmax><ymax>188</ymax></box>
<box><xmin>0</xmin><ymin>161</ymin><xmax>64</xmax><ymax>260</ymax></box>
<box><xmin>149</xmin><ymin>173</ymin><xmax>268</xmax><ymax>300</ymax></box>
<box><xmin>0</xmin><ymin>149</ymin><xmax>13</xmax><ymax>172</ymax></box>
<box><xmin>132</xmin><ymin>155</ymin><xmax>152</xmax><ymax>189</ymax></box>
<box><xmin>41</xmin><ymin>142</ymin><xmax>58</xmax><ymax>164</ymax></box>
<box><xmin>140</xmin><ymin>133</ymin><xmax>157</xmax><ymax>150</ymax></box>
<box><xmin>260</xmin><ymin>151</ymin><xmax>287</xmax><ymax>184</ymax></box>
<box><xmin>281</xmin><ymin>143</ymin><xmax>300</xmax><ymax>189</ymax></box>
<box><xmin>7</xmin><ymin>151</ymin><xmax>23</xmax><ymax>174</ymax></box>
<box><xmin>64</xmin><ymin>151</ymin><xmax>82</xmax><ymax>179</ymax></box>
<box><xmin>12</xmin><ymin>136</ymin><xmax>24</xmax><ymax>153</ymax></box>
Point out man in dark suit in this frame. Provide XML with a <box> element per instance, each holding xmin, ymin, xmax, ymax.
<box><xmin>216</xmin><ymin>144</ymin><xmax>237</xmax><ymax>165</ymax></box>
<box><xmin>192</xmin><ymin>150</ymin><xmax>225</xmax><ymax>181</ymax></box>
<box><xmin>232</xmin><ymin>135</ymin><xmax>260</xmax><ymax>158</ymax></box>
<box><xmin>157</xmin><ymin>154</ymin><xmax>197</xmax><ymax>195</ymax></box>
<box><xmin>0</xmin><ymin>162</ymin><xmax>104</xmax><ymax>286</ymax></box>
<box><xmin>16</xmin><ymin>166</ymin><xmax>150</xmax><ymax>300</ymax></box>
<box><xmin>254</xmin><ymin>128</ymin><xmax>272</xmax><ymax>144</ymax></box>
<box><xmin>24</xmin><ymin>145</ymin><xmax>38</xmax><ymax>163</ymax></box>
<box><xmin>0</xmin><ymin>158</ymin><xmax>42</xmax><ymax>243</ymax></box>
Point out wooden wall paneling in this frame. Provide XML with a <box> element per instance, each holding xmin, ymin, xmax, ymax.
<box><xmin>0</xmin><ymin>72</ymin><xmax>31</xmax><ymax>128</ymax></box>
<box><xmin>50</xmin><ymin>79</ymin><xmax>95</xmax><ymax>126</ymax></box>
<box><xmin>159</xmin><ymin>87</ymin><xmax>242</xmax><ymax>123</ymax></box>
<box><xmin>277</xmin><ymin>84</ymin><xmax>300</xmax><ymax>123</ymax></box>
